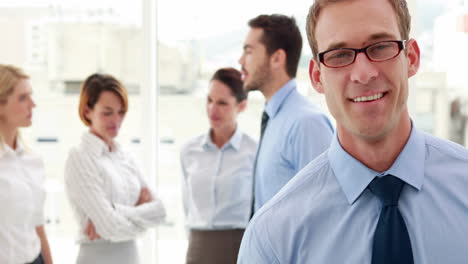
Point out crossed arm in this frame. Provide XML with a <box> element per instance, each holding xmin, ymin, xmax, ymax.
<box><xmin>84</xmin><ymin>186</ymin><xmax>155</xmax><ymax>240</ymax></box>
<box><xmin>65</xmin><ymin>151</ymin><xmax>166</xmax><ymax>242</ymax></box>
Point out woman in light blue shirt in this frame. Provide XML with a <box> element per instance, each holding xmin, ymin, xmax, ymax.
<box><xmin>180</xmin><ymin>68</ymin><xmax>257</xmax><ymax>264</ymax></box>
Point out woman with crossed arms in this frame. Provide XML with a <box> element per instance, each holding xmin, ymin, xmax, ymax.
<box><xmin>65</xmin><ymin>73</ymin><xmax>166</xmax><ymax>264</ymax></box>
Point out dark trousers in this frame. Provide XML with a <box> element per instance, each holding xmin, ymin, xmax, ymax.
<box><xmin>186</xmin><ymin>229</ymin><xmax>245</xmax><ymax>264</ymax></box>
<box><xmin>27</xmin><ymin>253</ymin><xmax>44</xmax><ymax>264</ymax></box>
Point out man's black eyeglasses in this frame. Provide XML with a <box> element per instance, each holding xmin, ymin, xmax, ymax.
<box><xmin>318</xmin><ymin>40</ymin><xmax>407</xmax><ymax>68</ymax></box>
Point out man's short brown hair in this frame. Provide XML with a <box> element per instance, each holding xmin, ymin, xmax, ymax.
<box><xmin>306</xmin><ymin>0</ymin><xmax>411</xmax><ymax>59</ymax></box>
<box><xmin>249</xmin><ymin>14</ymin><xmax>303</xmax><ymax>78</ymax></box>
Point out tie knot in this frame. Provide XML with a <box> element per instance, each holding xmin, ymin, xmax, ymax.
<box><xmin>261</xmin><ymin>111</ymin><xmax>269</xmax><ymax>124</ymax></box>
<box><xmin>260</xmin><ymin>111</ymin><xmax>269</xmax><ymax>138</ymax></box>
<box><xmin>368</xmin><ymin>175</ymin><xmax>404</xmax><ymax>206</ymax></box>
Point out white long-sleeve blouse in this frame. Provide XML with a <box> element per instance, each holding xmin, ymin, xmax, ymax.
<box><xmin>64</xmin><ymin>132</ymin><xmax>166</xmax><ymax>243</ymax></box>
<box><xmin>0</xmin><ymin>140</ymin><xmax>46</xmax><ymax>264</ymax></box>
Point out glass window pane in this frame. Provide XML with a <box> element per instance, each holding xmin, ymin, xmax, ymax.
<box><xmin>0</xmin><ymin>1</ymin><xmax>149</xmax><ymax>262</ymax></box>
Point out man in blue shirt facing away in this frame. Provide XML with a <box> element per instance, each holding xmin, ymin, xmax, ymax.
<box><xmin>238</xmin><ymin>0</ymin><xmax>468</xmax><ymax>263</ymax></box>
<box><xmin>238</xmin><ymin>14</ymin><xmax>334</xmax><ymax>215</ymax></box>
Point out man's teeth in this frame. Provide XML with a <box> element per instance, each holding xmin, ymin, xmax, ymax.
<box><xmin>353</xmin><ymin>93</ymin><xmax>384</xmax><ymax>102</ymax></box>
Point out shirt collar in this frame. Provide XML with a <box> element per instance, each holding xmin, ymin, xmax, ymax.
<box><xmin>201</xmin><ymin>126</ymin><xmax>243</xmax><ymax>151</ymax></box>
<box><xmin>0</xmin><ymin>138</ymin><xmax>26</xmax><ymax>158</ymax></box>
<box><xmin>264</xmin><ymin>79</ymin><xmax>296</xmax><ymax>119</ymax></box>
<box><xmin>15</xmin><ymin>139</ymin><xmax>26</xmax><ymax>155</ymax></box>
<box><xmin>81</xmin><ymin>131</ymin><xmax>120</xmax><ymax>156</ymax></box>
<box><xmin>228</xmin><ymin>126</ymin><xmax>242</xmax><ymax>151</ymax></box>
<box><xmin>328</xmin><ymin>125</ymin><xmax>425</xmax><ymax>204</ymax></box>
<box><xmin>201</xmin><ymin>131</ymin><xmax>214</xmax><ymax>149</ymax></box>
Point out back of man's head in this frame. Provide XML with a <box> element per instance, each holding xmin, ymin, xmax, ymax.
<box><xmin>248</xmin><ymin>14</ymin><xmax>302</xmax><ymax>78</ymax></box>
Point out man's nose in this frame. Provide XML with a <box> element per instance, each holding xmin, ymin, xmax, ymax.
<box><xmin>349</xmin><ymin>52</ymin><xmax>379</xmax><ymax>84</ymax></box>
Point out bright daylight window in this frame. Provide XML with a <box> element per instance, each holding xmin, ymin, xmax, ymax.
<box><xmin>1</xmin><ymin>0</ymin><xmax>467</xmax><ymax>263</ymax></box>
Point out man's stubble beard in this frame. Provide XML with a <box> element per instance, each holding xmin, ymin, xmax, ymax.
<box><xmin>243</xmin><ymin>62</ymin><xmax>271</xmax><ymax>94</ymax></box>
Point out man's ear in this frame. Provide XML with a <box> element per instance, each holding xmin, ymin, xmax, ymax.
<box><xmin>406</xmin><ymin>39</ymin><xmax>420</xmax><ymax>78</ymax></box>
<box><xmin>270</xmin><ymin>49</ymin><xmax>287</xmax><ymax>72</ymax></box>
<box><xmin>309</xmin><ymin>59</ymin><xmax>324</xmax><ymax>94</ymax></box>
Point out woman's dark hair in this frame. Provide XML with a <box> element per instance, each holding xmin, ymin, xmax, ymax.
<box><xmin>211</xmin><ymin>68</ymin><xmax>247</xmax><ymax>103</ymax></box>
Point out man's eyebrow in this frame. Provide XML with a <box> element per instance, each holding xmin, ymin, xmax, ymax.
<box><xmin>367</xmin><ymin>32</ymin><xmax>398</xmax><ymax>41</ymax></box>
<box><xmin>243</xmin><ymin>44</ymin><xmax>253</xmax><ymax>50</ymax></box>
<box><xmin>323</xmin><ymin>32</ymin><xmax>399</xmax><ymax>52</ymax></box>
<box><xmin>325</xmin><ymin>42</ymin><xmax>347</xmax><ymax>51</ymax></box>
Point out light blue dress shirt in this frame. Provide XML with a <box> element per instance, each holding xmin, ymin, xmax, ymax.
<box><xmin>238</xmin><ymin>126</ymin><xmax>468</xmax><ymax>264</ymax></box>
<box><xmin>254</xmin><ymin>79</ymin><xmax>334</xmax><ymax>211</ymax></box>
<box><xmin>180</xmin><ymin>127</ymin><xmax>257</xmax><ymax>230</ymax></box>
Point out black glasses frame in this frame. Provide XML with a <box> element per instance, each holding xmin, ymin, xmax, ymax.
<box><xmin>318</xmin><ymin>40</ymin><xmax>407</xmax><ymax>68</ymax></box>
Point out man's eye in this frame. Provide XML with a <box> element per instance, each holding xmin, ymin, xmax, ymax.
<box><xmin>371</xmin><ymin>44</ymin><xmax>391</xmax><ymax>52</ymax></box>
<box><xmin>328</xmin><ymin>51</ymin><xmax>353</xmax><ymax>60</ymax></box>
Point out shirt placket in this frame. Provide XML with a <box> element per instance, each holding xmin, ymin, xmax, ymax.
<box><xmin>15</xmin><ymin>153</ymin><xmax>36</xmax><ymax>252</ymax></box>
<box><xmin>16</xmin><ymin>154</ymin><xmax>31</xmax><ymax>197</ymax></box>
<box><xmin>210</xmin><ymin>148</ymin><xmax>223</xmax><ymax>226</ymax></box>
<box><xmin>108</xmin><ymin>152</ymin><xmax>126</xmax><ymax>205</ymax></box>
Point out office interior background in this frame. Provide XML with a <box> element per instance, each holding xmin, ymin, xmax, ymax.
<box><xmin>1</xmin><ymin>0</ymin><xmax>468</xmax><ymax>262</ymax></box>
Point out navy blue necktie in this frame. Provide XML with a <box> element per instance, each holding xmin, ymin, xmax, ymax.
<box><xmin>260</xmin><ymin>111</ymin><xmax>269</xmax><ymax>139</ymax></box>
<box><xmin>368</xmin><ymin>175</ymin><xmax>414</xmax><ymax>264</ymax></box>
<box><xmin>250</xmin><ymin>111</ymin><xmax>269</xmax><ymax>219</ymax></box>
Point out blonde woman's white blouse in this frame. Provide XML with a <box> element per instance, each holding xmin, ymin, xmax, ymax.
<box><xmin>65</xmin><ymin>132</ymin><xmax>166</xmax><ymax>243</ymax></box>
<box><xmin>0</xmin><ymin>141</ymin><xmax>46</xmax><ymax>264</ymax></box>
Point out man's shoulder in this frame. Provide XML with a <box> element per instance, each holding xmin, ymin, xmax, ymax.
<box><xmin>245</xmin><ymin>151</ymin><xmax>338</xmax><ymax>263</ymax></box>
<box><xmin>423</xmin><ymin>131</ymin><xmax>468</xmax><ymax>161</ymax></box>
<box><xmin>253</xmin><ymin>151</ymin><xmax>332</xmax><ymax>223</ymax></box>
<box><xmin>282</xmin><ymin>91</ymin><xmax>330</xmax><ymax>120</ymax></box>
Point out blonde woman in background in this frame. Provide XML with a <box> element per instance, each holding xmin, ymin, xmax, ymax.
<box><xmin>64</xmin><ymin>73</ymin><xmax>166</xmax><ymax>264</ymax></box>
<box><xmin>0</xmin><ymin>64</ymin><xmax>53</xmax><ymax>264</ymax></box>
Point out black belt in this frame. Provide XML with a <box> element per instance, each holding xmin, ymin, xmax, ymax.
<box><xmin>27</xmin><ymin>253</ymin><xmax>44</xmax><ymax>264</ymax></box>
